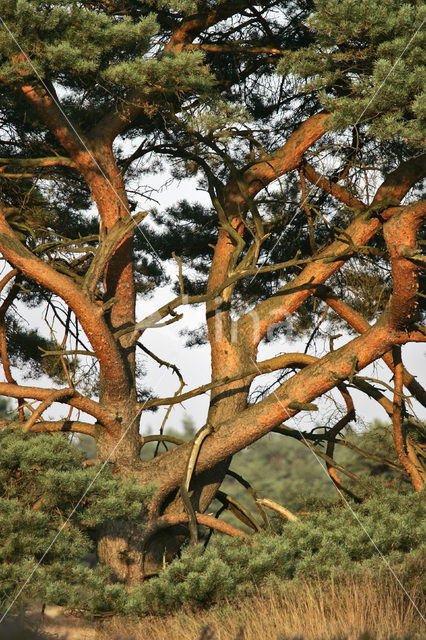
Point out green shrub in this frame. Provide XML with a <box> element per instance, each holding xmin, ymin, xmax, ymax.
<box><xmin>0</xmin><ymin>428</ymin><xmax>423</xmax><ymax>618</ymax></box>
<box><xmin>0</xmin><ymin>428</ymin><xmax>154</xmax><ymax>610</ymax></box>
<box><xmin>118</xmin><ymin>484</ymin><xmax>424</xmax><ymax>616</ymax></box>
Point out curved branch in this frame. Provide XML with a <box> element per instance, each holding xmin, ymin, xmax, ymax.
<box><xmin>0</xmin><ymin>382</ymin><xmax>119</xmax><ymax>435</ymax></box>
<box><xmin>0</xmin><ymin>205</ymin><xmax>131</xmax><ymax>401</ymax></box>
<box><xmin>303</xmin><ymin>161</ymin><xmax>366</xmax><ymax>210</ymax></box>
<box><xmin>392</xmin><ymin>347</ymin><xmax>424</xmax><ymax>492</ymax></box>
<box><xmin>23</xmin><ymin>388</ymin><xmax>76</xmax><ymax>432</ymax></box>
<box><xmin>1</xmin><ymin>419</ymin><xmax>95</xmax><ymax>437</ymax></box>
<box><xmin>350</xmin><ymin>378</ymin><xmax>394</xmax><ymax>417</ymax></box>
<box><xmin>141</xmin><ymin>434</ymin><xmax>185</xmax><ymax>448</ymax></box>
<box><xmin>255</xmin><ymin>497</ymin><xmax>299</xmax><ymax>522</ymax></box>
<box><xmin>0</xmin><ymin>270</ymin><xmax>25</xmax><ymax>419</ymax></box>
<box><xmin>181</xmin><ymin>424</ymin><xmax>214</xmax><ymax>545</ymax></box>
<box><xmin>315</xmin><ymin>285</ymin><xmax>426</xmax><ymax>409</ymax></box>
<box><xmin>226</xmin><ymin>469</ymin><xmax>270</xmax><ymax>529</ymax></box>
<box><xmin>224</xmin><ymin>113</ymin><xmax>330</xmax><ymax>217</ymax></box>
<box><xmin>141</xmin><ymin>512</ymin><xmax>250</xmax><ymax>559</ymax></box>
<box><xmin>216</xmin><ymin>490</ymin><xmax>262</xmax><ymax>532</ymax></box>
<box><xmin>326</xmin><ymin>384</ymin><xmax>355</xmax><ymax>491</ymax></box>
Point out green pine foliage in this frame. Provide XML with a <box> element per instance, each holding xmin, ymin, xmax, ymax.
<box><xmin>0</xmin><ymin>428</ymin><xmax>155</xmax><ymax>608</ymax></box>
<box><xmin>0</xmin><ymin>423</ymin><xmax>423</xmax><ymax>616</ymax></box>
<box><xmin>279</xmin><ymin>0</ymin><xmax>426</xmax><ymax>146</ymax></box>
<box><xmin>106</xmin><ymin>485</ymin><xmax>425</xmax><ymax>616</ymax></box>
<box><xmin>215</xmin><ymin>420</ymin><xmax>405</xmax><ymax>524</ymax></box>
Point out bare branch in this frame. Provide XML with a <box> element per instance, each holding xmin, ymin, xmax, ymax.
<box><xmin>1</xmin><ymin>418</ymin><xmax>95</xmax><ymax>437</ymax></box>
<box><xmin>83</xmin><ymin>211</ymin><xmax>147</xmax><ymax>295</ymax></box>
<box><xmin>392</xmin><ymin>346</ymin><xmax>424</xmax><ymax>492</ymax></box>
<box><xmin>0</xmin><ymin>382</ymin><xmax>120</xmax><ymax>435</ymax></box>
<box><xmin>181</xmin><ymin>424</ymin><xmax>214</xmax><ymax>545</ymax></box>
<box><xmin>256</xmin><ymin>497</ymin><xmax>299</xmax><ymax>522</ymax></box>
<box><xmin>216</xmin><ymin>490</ymin><xmax>262</xmax><ymax>532</ymax></box>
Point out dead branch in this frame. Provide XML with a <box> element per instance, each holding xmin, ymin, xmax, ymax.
<box><xmin>255</xmin><ymin>497</ymin><xmax>299</xmax><ymax>522</ymax></box>
<box><xmin>215</xmin><ymin>491</ymin><xmax>263</xmax><ymax>532</ymax></box>
<box><xmin>226</xmin><ymin>469</ymin><xmax>270</xmax><ymax>529</ymax></box>
<box><xmin>335</xmin><ymin>439</ymin><xmax>407</xmax><ymax>475</ymax></box>
<box><xmin>137</xmin><ymin>342</ymin><xmax>184</xmax><ymax>387</ymax></box>
<box><xmin>392</xmin><ymin>346</ymin><xmax>424</xmax><ymax>492</ymax></box>
<box><xmin>326</xmin><ymin>384</ymin><xmax>355</xmax><ymax>492</ymax></box>
<box><xmin>181</xmin><ymin>424</ymin><xmax>214</xmax><ymax>545</ymax></box>
<box><xmin>83</xmin><ymin>211</ymin><xmax>147</xmax><ymax>295</ymax></box>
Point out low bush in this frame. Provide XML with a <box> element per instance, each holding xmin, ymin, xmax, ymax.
<box><xmin>0</xmin><ymin>428</ymin><xmax>423</xmax><ymax>619</ymax></box>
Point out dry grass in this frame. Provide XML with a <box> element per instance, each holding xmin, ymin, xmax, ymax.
<box><xmin>95</xmin><ymin>572</ymin><xmax>425</xmax><ymax>640</ymax></box>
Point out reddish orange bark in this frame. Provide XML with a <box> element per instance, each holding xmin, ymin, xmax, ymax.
<box><xmin>392</xmin><ymin>348</ymin><xmax>424</xmax><ymax>492</ymax></box>
<box><xmin>0</xmin><ymin>8</ymin><xmax>424</xmax><ymax>582</ymax></box>
<box><xmin>138</xmin><ymin>316</ymin><xmax>418</xmax><ymax>501</ymax></box>
<box><xmin>239</xmin><ymin>167</ymin><xmax>425</xmax><ymax>347</ymax></box>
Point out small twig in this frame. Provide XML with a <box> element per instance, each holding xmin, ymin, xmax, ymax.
<box><xmin>23</xmin><ymin>388</ymin><xmax>76</xmax><ymax>432</ymax></box>
<box><xmin>172</xmin><ymin>251</ymin><xmax>185</xmax><ymax>296</ymax></box>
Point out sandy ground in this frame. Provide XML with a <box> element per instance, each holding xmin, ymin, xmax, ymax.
<box><xmin>40</xmin><ymin>606</ymin><xmax>98</xmax><ymax>639</ymax></box>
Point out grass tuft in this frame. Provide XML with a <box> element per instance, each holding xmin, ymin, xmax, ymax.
<box><xmin>94</xmin><ymin>571</ymin><xmax>425</xmax><ymax>640</ymax></box>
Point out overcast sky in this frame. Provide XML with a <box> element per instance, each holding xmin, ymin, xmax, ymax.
<box><xmin>3</xmin><ymin>170</ymin><xmax>424</xmax><ymax>437</ymax></box>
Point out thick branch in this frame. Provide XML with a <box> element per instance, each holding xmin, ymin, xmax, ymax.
<box><xmin>0</xmin><ymin>382</ymin><xmax>119</xmax><ymax>435</ymax></box>
<box><xmin>373</xmin><ymin>153</ymin><xmax>426</xmax><ymax>204</ymax></box>
<box><xmin>316</xmin><ymin>285</ymin><xmax>426</xmax><ymax>408</ymax></box>
<box><xmin>0</xmin><ymin>206</ymin><xmax>131</xmax><ymax>401</ymax></box>
<box><xmin>239</xmin><ymin>155</ymin><xmax>426</xmax><ymax>346</ymax></box>
<box><xmin>1</xmin><ymin>419</ymin><xmax>95</xmax><ymax>437</ymax></box>
<box><xmin>383</xmin><ymin>201</ymin><xmax>426</xmax><ymax>331</ymax></box>
<box><xmin>137</xmin><ymin>317</ymin><xmax>408</xmax><ymax>501</ymax></box>
<box><xmin>224</xmin><ymin>113</ymin><xmax>330</xmax><ymax>217</ymax></box>
<box><xmin>303</xmin><ymin>161</ymin><xmax>366</xmax><ymax>210</ymax></box>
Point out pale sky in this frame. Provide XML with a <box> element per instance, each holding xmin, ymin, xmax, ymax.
<box><xmin>2</xmin><ymin>172</ymin><xmax>425</xmax><ymax>435</ymax></box>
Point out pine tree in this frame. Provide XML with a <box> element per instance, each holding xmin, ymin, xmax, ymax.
<box><xmin>0</xmin><ymin>0</ymin><xmax>424</xmax><ymax>595</ymax></box>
